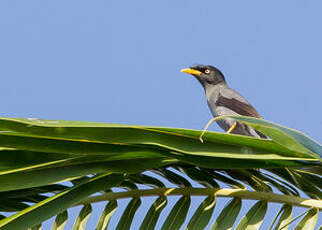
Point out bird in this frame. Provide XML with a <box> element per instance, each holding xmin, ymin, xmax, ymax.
<box><xmin>181</xmin><ymin>64</ymin><xmax>266</xmax><ymax>138</ymax></box>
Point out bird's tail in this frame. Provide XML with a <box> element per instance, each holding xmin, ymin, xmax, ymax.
<box><xmin>254</xmin><ymin>130</ymin><xmax>268</xmax><ymax>139</ymax></box>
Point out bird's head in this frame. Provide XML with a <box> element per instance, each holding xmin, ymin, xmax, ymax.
<box><xmin>181</xmin><ymin>65</ymin><xmax>226</xmax><ymax>86</ymax></box>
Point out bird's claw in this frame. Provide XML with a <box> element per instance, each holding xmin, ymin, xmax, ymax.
<box><xmin>226</xmin><ymin>122</ymin><xmax>237</xmax><ymax>134</ymax></box>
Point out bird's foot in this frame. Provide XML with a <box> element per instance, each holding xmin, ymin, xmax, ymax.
<box><xmin>226</xmin><ymin>122</ymin><xmax>237</xmax><ymax>134</ymax></box>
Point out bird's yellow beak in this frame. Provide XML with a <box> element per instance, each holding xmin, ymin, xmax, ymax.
<box><xmin>180</xmin><ymin>68</ymin><xmax>202</xmax><ymax>76</ymax></box>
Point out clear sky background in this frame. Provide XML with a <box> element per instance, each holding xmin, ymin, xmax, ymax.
<box><xmin>0</xmin><ymin>0</ymin><xmax>321</xmax><ymax>229</ymax></box>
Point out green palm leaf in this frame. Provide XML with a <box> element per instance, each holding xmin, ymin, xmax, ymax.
<box><xmin>0</xmin><ymin>116</ymin><xmax>320</xmax><ymax>229</ymax></box>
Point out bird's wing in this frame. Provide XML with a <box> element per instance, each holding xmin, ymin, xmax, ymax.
<box><xmin>215</xmin><ymin>95</ymin><xmax>262</xmax><ymax>118</ymax></box>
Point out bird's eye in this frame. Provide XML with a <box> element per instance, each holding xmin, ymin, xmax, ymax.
<box><xmin>205</xmin><ymin>69</ymin><xmax>210</xmax><ymax>74</ymax></box>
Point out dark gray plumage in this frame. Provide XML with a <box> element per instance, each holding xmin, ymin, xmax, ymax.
<box><xmin>181</xmin><ymin>64</ymin><xmax>266</xmax><ymax>138</ymax></box>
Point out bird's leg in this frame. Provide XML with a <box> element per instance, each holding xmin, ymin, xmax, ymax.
<box><xmin>226</xmin><ymin>122</ymin><xmax>237</xmax><ymax>134</ymax></box>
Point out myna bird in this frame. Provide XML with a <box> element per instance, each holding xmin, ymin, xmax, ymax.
<box><xmin>181</xmin><ymin>64</ymin><xmax>266</xmax><ymax>138</ymax></box>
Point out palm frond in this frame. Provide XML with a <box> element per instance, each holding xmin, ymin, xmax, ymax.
<box><xmin>0</xmin><ymin>117</ymin><xmax>319</xmax><ymax>229</ymax></box>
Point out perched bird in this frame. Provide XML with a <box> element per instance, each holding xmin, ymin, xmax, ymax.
<box><xmin>181</xmin><ymin>64</ymin><xmax>266</xmax><ymax>138</ymax></box>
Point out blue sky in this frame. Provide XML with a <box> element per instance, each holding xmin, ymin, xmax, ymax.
<box><xmin>0</xmin><ymin>0</ymin><xmax>321</xmax><ymax>229</ymax></box>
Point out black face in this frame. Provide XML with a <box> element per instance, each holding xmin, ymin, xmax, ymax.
<box><xmin>191</xmin><ymin>65</ymin><xmax>226</xmax><ymax>86</ymax></box>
